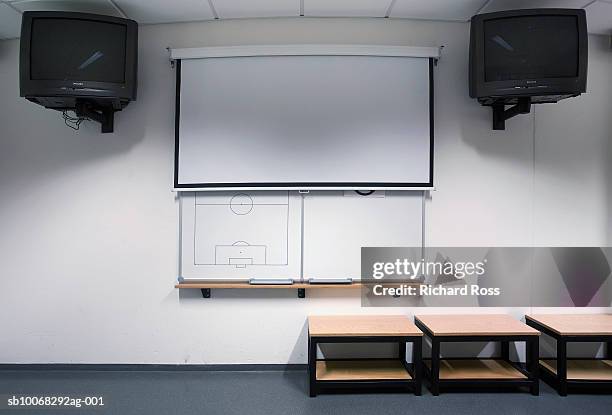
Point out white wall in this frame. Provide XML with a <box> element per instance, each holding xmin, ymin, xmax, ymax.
<box><xmin>0</xmin><ymin>18</ymin><xmax>610</xmax><ymax>364</ymax></box>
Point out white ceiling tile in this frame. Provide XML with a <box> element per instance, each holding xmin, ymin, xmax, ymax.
<box><xmin>0</xmin><ymin>2</ymin><xmax>22</xmax><ymax>39</ymax></box>
<box><xmin>8</xmin><ymin>0</ymin><xmax>121</xmax><ymax>16</ymax></box>
<box><xmin>304</xmin><ymin>0</ymin><xmax>390</xmax><ymax>17</ymax></box>
<box><xmin>213</xmin><ymin>0</ymin><xmax>299</xmax><ymax>19</ymax></box>
<box><xmin>114</xmin><ymin>0</ymin><xmax>214</xmax><ymax>24</ymax></box>
<box><xmin>585</xmin><ymin>1</ymin><xmax>612</xmax><ymax>35</ymax></box>
<box><xmin>390</xmin><ymin>0</ymin><xmax>487</xmax><ymax>21</ymax></box>
<box><xmin>480</xmin><ymin>0</ymin><xmax>588</xmax><ymax>14</ymax></box>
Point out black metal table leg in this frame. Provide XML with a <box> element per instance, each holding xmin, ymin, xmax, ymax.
<box><xmin>399</xmin><ymin>341</ymin><xmax>406</xmax><ymax>362</ymax></box>
<box><xmin>557</xmin><ymin>339</ymin><xmax>568</xmax><ymax>396</ymax></box>
<box><xmin>413</xmin><ymin>337</ymin><xmax>422</xmax><ymax>396</ymax></box>
<box><xmin>430</xmin><ymin>339</ymin><xmax>440</xmax><ymax>396</ymax></box>
<box><xmin>501</xmin><ymin>341</ymin><xmax>510</xmax><ymax>361</ymax></box>
<box><xmin>308</xmin><ymin>335</ymin><xmax>317</xmax><ymax>397</ymax></box>
<box><xmin>527</xmin><ymin>336</ymin><xmax>540</xmax><ymax>396</ymax></box>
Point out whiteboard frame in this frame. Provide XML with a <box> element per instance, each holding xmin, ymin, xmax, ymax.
<box><xmin>172</xmin><ymin>45</ymin><xmax>436</xmax><ymax>192</ymax></box>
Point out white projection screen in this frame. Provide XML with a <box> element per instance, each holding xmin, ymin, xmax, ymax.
<box><xmin>173</xmin><ymin>47</ymin><xmax>435</xmax><ymax>190</ymax></box>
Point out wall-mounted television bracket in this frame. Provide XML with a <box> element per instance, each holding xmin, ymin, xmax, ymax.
<box><xmin>492</xmin><ymin>97</ymin><xmax>531</xmax><ymax>130</ymax></box>
<box><xmin>75</xmin><ymin>100</ymin><xmax>116</xmax><ymax>133</ymax></box>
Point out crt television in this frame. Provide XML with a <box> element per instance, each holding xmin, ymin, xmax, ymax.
<box><xmin>469</xmin><ymin>8</ymin><xmax>587</xmax><ymax>105</ymax></box>
<box><xmin>20</xmin><ymin>11</ymin><xmax>138</xmax><ymax>111</ymax></box>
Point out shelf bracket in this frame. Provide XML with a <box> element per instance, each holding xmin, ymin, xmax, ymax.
<box><xmin>298</xmin><ymin>288</ymin><xmax>306</xmax><ymax>298</ymax></box>
<box><xmin>492</xmin><ymin>97</ymin><xmax>531</xmax><ymax>130</ymax></box>
<box><xmin>75</xmin><ymin>101</ymin><xmax>116</xmax><ymax>133</ymax></box>
<box><xmin>201</xmin><ymin>288</ymin><xmax>211</xmax><ymax>298</ymax></box>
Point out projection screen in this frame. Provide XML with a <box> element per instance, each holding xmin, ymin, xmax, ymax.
<box><xmin>173</xmin><ymin>46</ymin><xmax>435</xmax><ymax>190</ymax></box>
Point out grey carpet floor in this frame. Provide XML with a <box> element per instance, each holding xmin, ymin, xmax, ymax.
<box><xmin>1</xmin><ymin>370</ymin><xmax>611</xmax><ymax>415</ymax></box>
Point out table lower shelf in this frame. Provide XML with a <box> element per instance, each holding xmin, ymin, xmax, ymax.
<box><xmin>424</xmin><ymin>359</ymin><xmax>527</xmax><ymax>380</ymax></box>
<box><xmin>540</xmin><ymin>359</ymin><xmax>612</xmax><ymax>381</ymax></box>
<box><xmin>316</xmin><ymin>359</ymin><xmax>411</xmax><ymax>381</ymax></box>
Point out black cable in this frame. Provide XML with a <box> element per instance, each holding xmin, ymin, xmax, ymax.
<box><xmin>62</xmin><ymin>110</ymin><xmax>88</xmax><ymax>131</ymax></box>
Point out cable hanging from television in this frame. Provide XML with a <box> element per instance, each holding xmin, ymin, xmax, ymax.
<box><xmin>62</xmin><ymin>110</ymin><xmax>89</xmax><ymax>131</ymax></box>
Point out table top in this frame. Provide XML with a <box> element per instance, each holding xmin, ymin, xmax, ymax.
<box><xmin>308</xmin><ymin>315</ymin><xmax>422</xmax><ymax>337</ymax></box>
<box><xmin>526</xmin><ymin>314</ymin><xmax>612</xmax><ymax>336</ymax></box>
<box><xmin>415</xmin><ymin>314</ymin><xmax>540</xmax><ymax>336</ymax></box>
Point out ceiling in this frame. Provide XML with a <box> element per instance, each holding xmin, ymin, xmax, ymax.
<box><xmin>1</xmin><ymin>0</ymin><xmax>612</xmax><ymax>40</ymax></box>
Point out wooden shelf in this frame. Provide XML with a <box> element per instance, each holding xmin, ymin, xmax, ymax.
<box><xmin>316</xmin><ymin>360</ymin><xmax>411</xmax><ymax>381</ymax></box>
<box><xmin>176</xmin><ymin>281</ymin><xmax>368</xmax><ymax>298</ymax></box>
<box><xmin>173</xmin><ymin>282</ymin><xmax>444</xmax><ymax>301</ymax></box>
<box><xmin>424</xmin><ymin>359</ymin><xmax>527</xmax><ymax>380</ymax></box>
<box><xmin>541</xmin><ymin>359</ymin><xmax>612</xmax><ymax>381</ymax></box>
<box><xmin>175</xmin><ymin>282</ymin><xmax>363</xmax><ymax>289</ymax></box>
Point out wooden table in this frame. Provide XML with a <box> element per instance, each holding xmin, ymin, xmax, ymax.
<box><xmin>526</xmin><ymin>314</ymin><xmax>612</xmax><ymax>395</ymax></box>
<box><xmin>307</xmin><ymin>315</ymin><xmax>423</xmax><ymax>397</ymax></box>
<box><xmin>415</xmin><ymin>314</ymin><xmax>540</xmax><ymax>395</ymax></box>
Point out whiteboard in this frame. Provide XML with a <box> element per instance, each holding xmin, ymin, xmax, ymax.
<box><xmin>175</xmin><ymin>53</ymin><xmax>433</xmax><ymax>190</ymax></box>
<box><xmin>180</xmin><ymin>191</ymin><xmax>301</xmax><ymax>281</ymax></box>
<box><xmin>303</xmin><ymin>191</ymin><xmax>423</xmax><ymax>279</ymax></box>
<box><xmin>179</xmin><ymin>190</ymin><xmax>423</xmax><ymax>282</ymax></box>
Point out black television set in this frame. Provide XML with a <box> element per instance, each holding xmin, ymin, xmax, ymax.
<box><xmin>469</xmin><ymin>9</ymin><xmax>588</xmax><ymax>130</ymax></box>
<box><xmin>20</xmin><ymin>11</ymin><xmax>138</xmax><ymax>133</ymax></box>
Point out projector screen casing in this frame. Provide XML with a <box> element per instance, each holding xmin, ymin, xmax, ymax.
<box><xmin>173</xmin><ymin>50</ymin><xmax>434</xmax><ymax>191</ymax></box>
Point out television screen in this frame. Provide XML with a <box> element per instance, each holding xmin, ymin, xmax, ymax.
<box><xmin>484</xmin><ymin>15</ymin><xmax>579</xmax><ymax>82</ymax></box>
<box><xmin>30</xmin><ymin>18</ymin><xmax>127</xmax><ymax>84</ymax></box>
